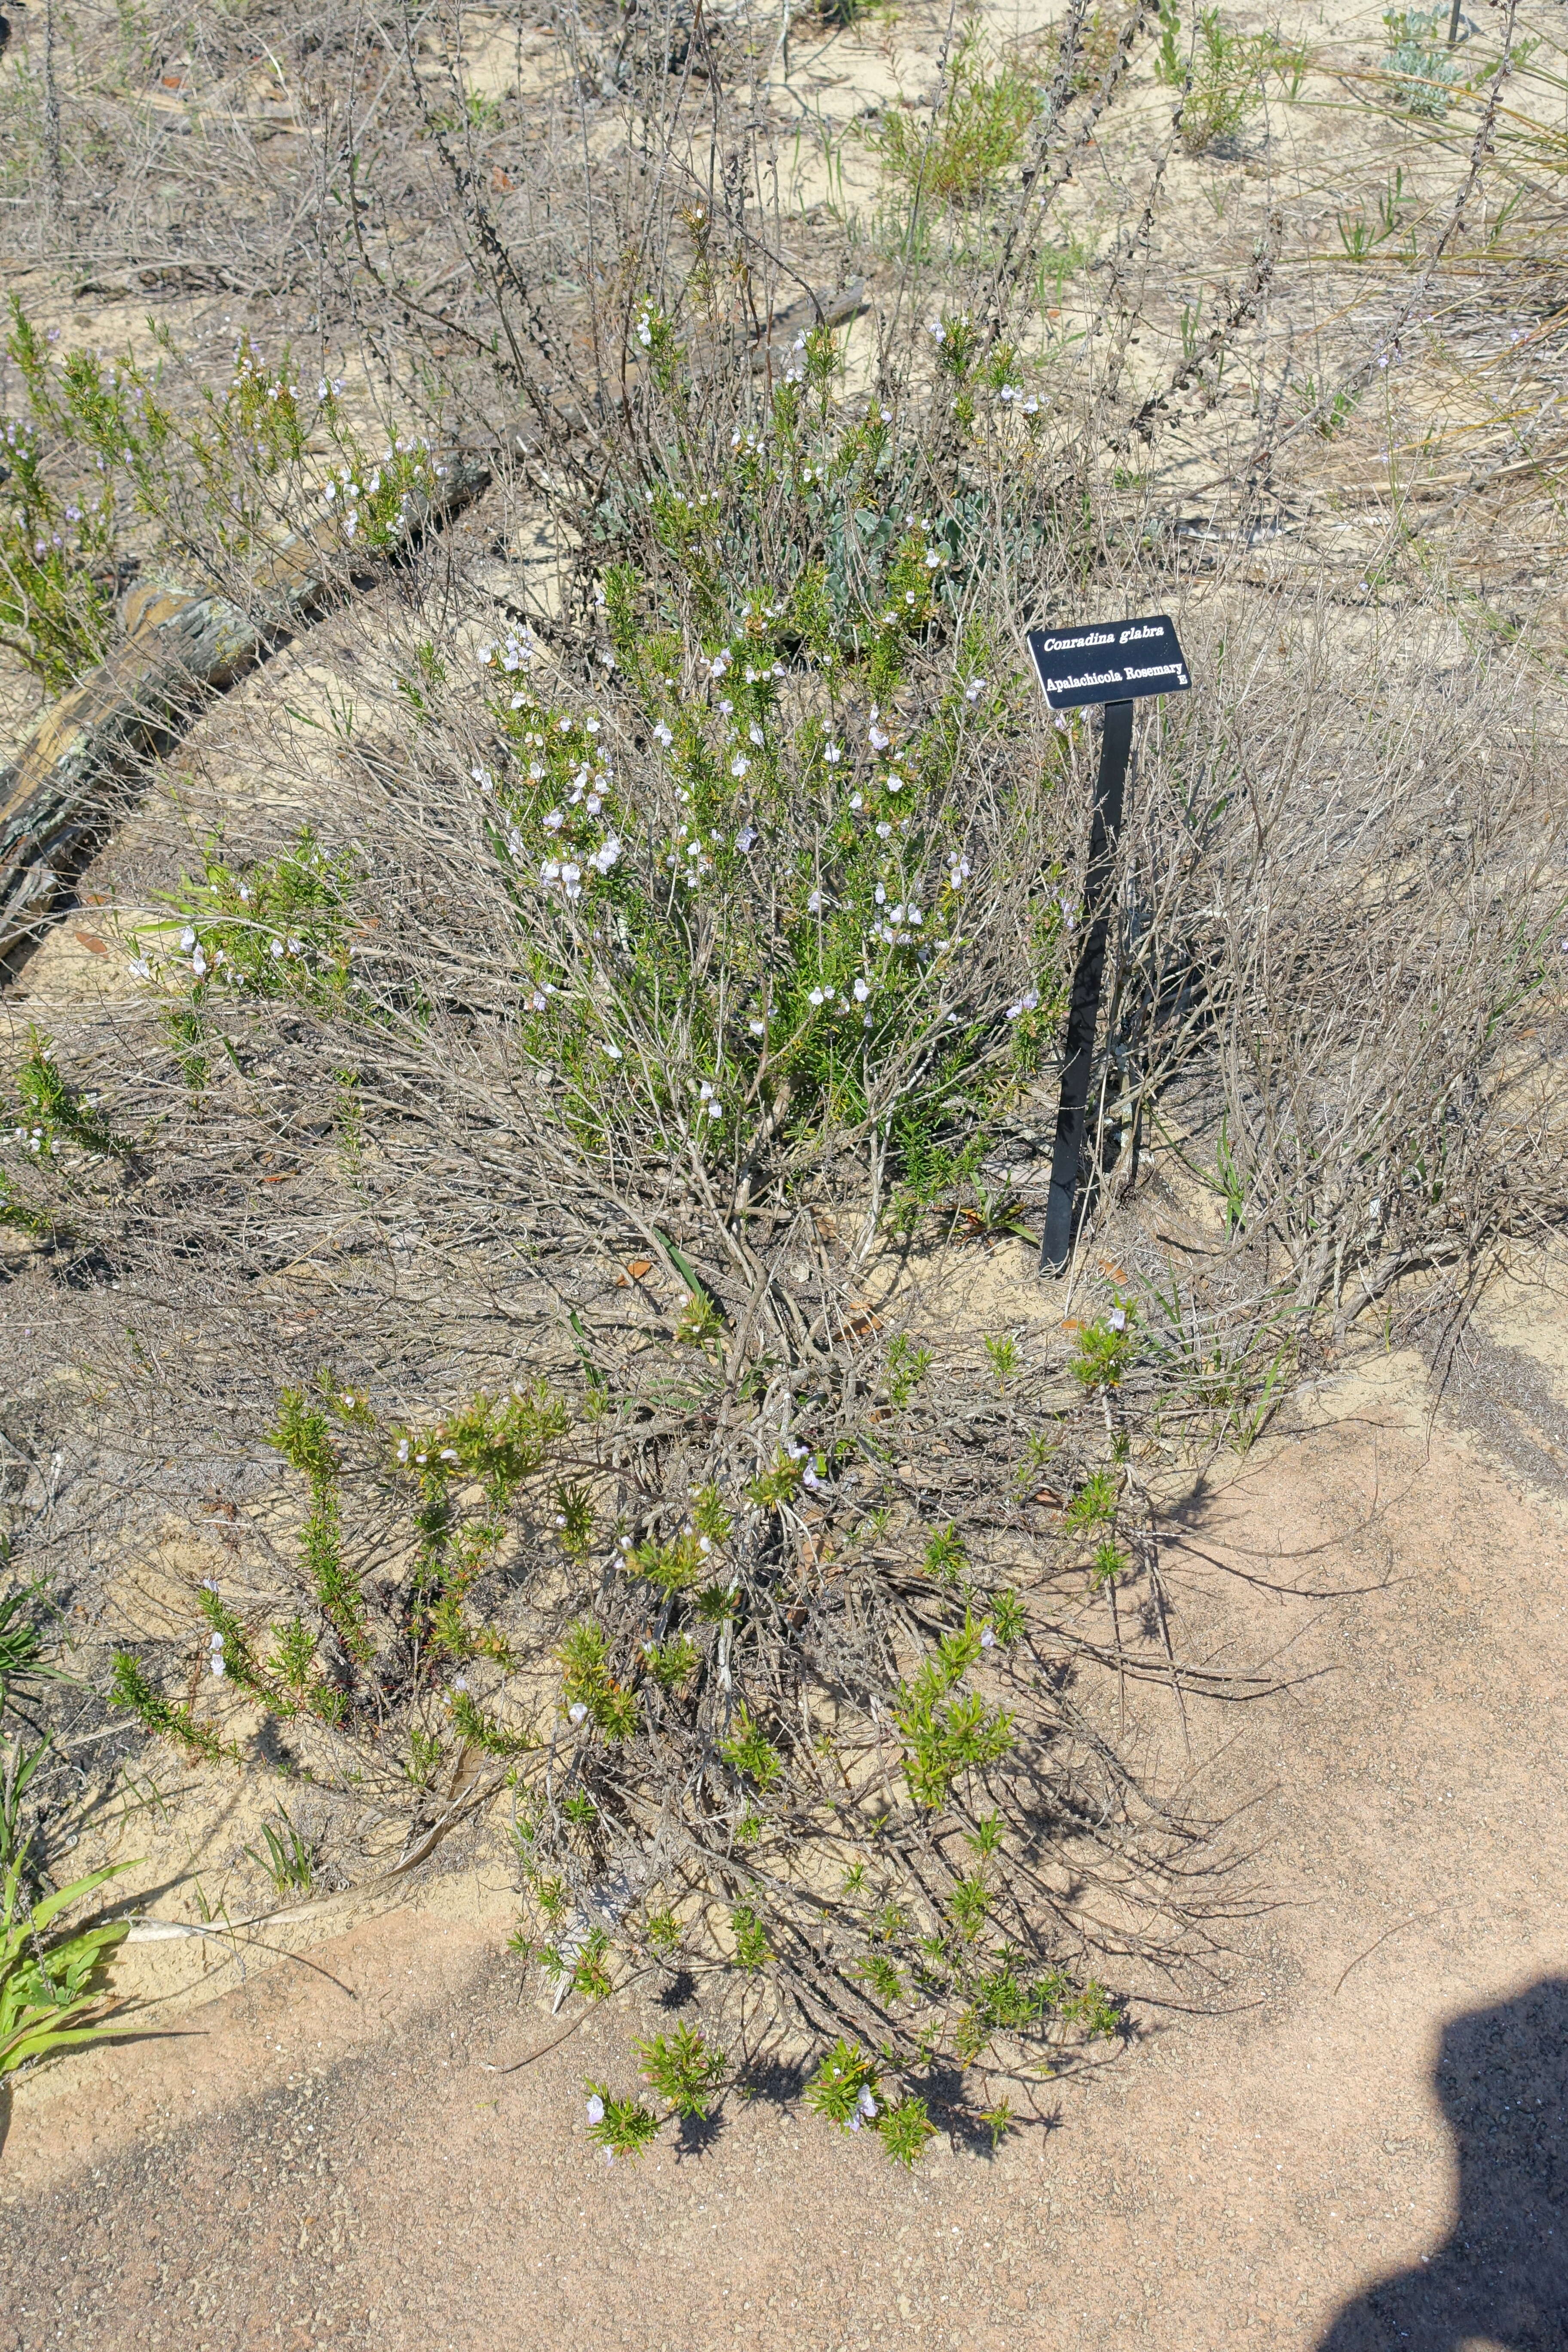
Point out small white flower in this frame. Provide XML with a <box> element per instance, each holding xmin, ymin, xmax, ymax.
<box><xmin>1109</xmin><ymin>1307</ymin><xmax>1127</xmax><ymax>1331</ymax></box>
<box><xmin>858</xmin><ymin>2086</ymin><xmax>878</xmax><ymax>2118</ymax></box>
<box><xmin>824</xmin><ymin>741</ymin><xmax>842</xmax><ymax>764</ymax></box>
<box><xmin>603</xmin><ymin>1041</ymin><xmax>623</xmax><ymax>1059</ymax></box>
<box><xmin>748</xmin><ymin>722</ymin><xmax>765</xmax><ymax>747</ymax></box>
<box><xmin>980</xmin><ymin>1627</ymin><xmax>996</xmax><ymax>1648</ymax></box>
<box><xmin>180</xmin><ymin>927</ymin><xmax>196</xmax><ymax>952</ymax></box>
<box><xmin>570</xmin><ymin>1701</ymin><xmax>589</xmax><ymax>1724</ymax></box>
<box><xmin>808</xmin><ymin>988</ymin><xmax>824</xmax><ymax>1007</ymax></box>
<box><xmin>654</xmin><ymin>722</ymin><xmax>673</xmax><ymax>747</ymax></box>
<box><xmin>853</xmin><ymin>978</ymin><xmax>870</xmax><ymax>1002</ymax></box>
<box><xmin>748</xmin><ymin>1018</ymin><xmax>765</xmax><ymax>1036</ymax></box>
<box><xmin>736</xmin><ymin>826</ymin><xmax>757</xmax><ymax>852</ymax></box>
<box><xmin>211</xmin><ymin>1630</ymin><xmax>225</xmax><ymax>1650</ymax></box>
<box><xmin>807</xmin><ymin>890</ymin><xmax>824</xmax><ymax>914</ymax></box>
<box><xmin>211</xmin><ymin>1657</ymin><xmax>226</xmax><ymax>1678</ymax></box>
<box><xmin>731</xmin><ymin>756</ymin><xmax>750</xmax><ymax>780</ymax></box>
<box><xmin>269</xmin><ymin>938</ymin><xmax>285</xmax><ymax>959</ymax></box>
<box><xmin>190</xmin><ymin>949</ymin><xmax>208</xmax><ymax>978</ymax></box>
<box><xmin>964</xmin><ymin>677</ymin><xmax>987</xmax><ymax>703</ymax></box>
<box><xmin>868</xmin><ymin>723</ymin><xmax>891</xmax><ymax>752</ymax></box>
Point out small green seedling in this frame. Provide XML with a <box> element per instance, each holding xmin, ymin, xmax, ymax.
<box><xmin>637</xmin><ymin>2023</ymin><xmax>726</xmax><ymax>2118</ymax></box>
<box><xmin>584</xmin><ymin>2081</ymin><xmax>660</xmax><ymax>2161</ymax></box>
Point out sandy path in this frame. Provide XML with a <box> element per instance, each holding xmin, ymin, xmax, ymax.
<box><xmin>4</xmin><ymin>1338</ymin><xmax>1565</xmax><ymax>2352</ymax></box>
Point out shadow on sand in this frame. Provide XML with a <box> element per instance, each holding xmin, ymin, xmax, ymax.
<box><xmin>1316</xmin><ymin>1977</ymin><xmax>1567</xmax><ymax>2350</ymax></box>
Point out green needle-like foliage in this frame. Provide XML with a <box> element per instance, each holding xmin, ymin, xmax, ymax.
<box><xmin>637</xmin><ymin>2024</ymin><xmax>727</xmax><ymax>2119</ymax></box>
<box><xmin>584</xmin><ymin>2081</ymin><xmax>661</xmax><ymax>2161</ymax></box>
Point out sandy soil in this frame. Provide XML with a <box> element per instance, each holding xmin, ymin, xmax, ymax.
<box><xmin>4</xmin><ymin>1297</ymin><xmax>1564</xmax><ymax>2352</ymax></box>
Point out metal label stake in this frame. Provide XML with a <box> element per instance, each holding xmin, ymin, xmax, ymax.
<box><xmin>1025</xmin><ymin>615</ymin><xmax>1191</xmax><ymax>1278</ymax></box>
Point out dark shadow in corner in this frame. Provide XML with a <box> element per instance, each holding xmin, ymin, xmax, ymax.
<box><xmin>1316</xmin><ymin>1977</ymin><xmax>1567</xmax><ymax>2351</ymax></box>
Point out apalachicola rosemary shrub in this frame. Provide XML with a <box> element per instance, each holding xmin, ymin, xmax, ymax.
<box><xmin>68</xmin><ymin>118</ymin><xmax>1265</xmax><ymax>2155</ymax></box>
<box><xmin>89</xmin><ymin>319</ymin><xmax>1159</xmax><ymax>2145</ymax></box>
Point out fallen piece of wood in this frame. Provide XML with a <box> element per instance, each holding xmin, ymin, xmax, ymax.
<box><xmin>0</xmin><ymin>452</ymin><xmax>492</xmax><ymax>967</ymax></box>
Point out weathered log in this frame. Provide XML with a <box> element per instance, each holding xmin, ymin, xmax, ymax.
<box><xmin>0</xmin><ymin>453</ymin><xmax>492</xmax><ymax>964</ymax></box>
